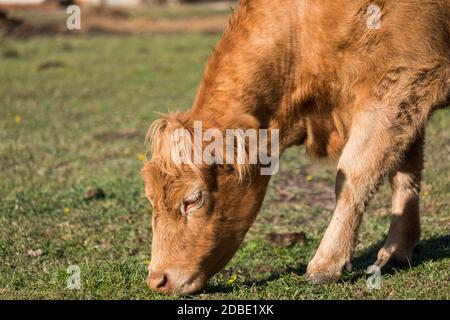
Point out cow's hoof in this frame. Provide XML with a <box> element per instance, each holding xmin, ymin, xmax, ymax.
<box><xmin>375</xmin><ymin>247</ymin><xmax>413</xmax><ymax>268</ymax></box>
<box><xmin>306</xmin><ymin>258</ymin><xmax>347</xmax><ymax>284</ymax></box>
<box><xmin>306</xmin><ymin>271</ymin><xmax>341</xmax><ymax>284</ymax></box>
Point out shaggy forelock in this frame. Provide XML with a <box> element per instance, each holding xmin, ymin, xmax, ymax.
<box><xmin>145</xmin><ymin>113</ymin><xmax>254</xmax><ymax>183</ymax></box>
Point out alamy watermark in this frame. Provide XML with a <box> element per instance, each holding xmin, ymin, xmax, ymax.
<box><xmin>366</xmin><ymin>264</ymin><xmax>382</xmax><ymax>289</ymax></box>
<box><xmin>66</xmin><ymin>265</ymin><xmax>81</xmax><ymax>290</ymax></box>
<box><xmin>64</xmin><ymin>3</ymin><xmax>381</xmax><ymax>32</ymax></box>
<box><xmin>170</xmin><ymin>121</ymin><xmax>280</xmax><ymax>176</ymax></box>
<box><xmin>366</xmin><ymin>4</ymin><xmax>382</xmax><ymax>30</ymax></box>
<box><xmin>66</xmin><ymin>5</ymin><xmax>81</xmax><ymax>30</ymax></box>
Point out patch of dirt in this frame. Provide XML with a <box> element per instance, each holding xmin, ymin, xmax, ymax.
<box><xmin>0</xmin><ymin>9</ymin><xmax>22</xmax><ymax>33</ymax></box>
<box><xmin>91</xmin><ymin>6</ymin><xmax>130</xmax><ymax>20</ymax></box>
<box><xmin>38</xmin><ymin>60</ymin><xmax>65</xmax><ymax>70</ymax></box>
<box><xmin>82</xmin><ymin>14</ymin><xmax>227</xmax><ymax>35</ymax></box>
<box><xmin>83</xmin><ymin>188</ymin><xmax>106</xmax><ymax>201</ymax></box>
<box><xmin>0</xmin><ymin>7</ymin><xmax>64</xmax><ymax>37</ymax></box>
<box><xmin>0</xmin><ymin>3</ymin><xmax>59</xmax><ymax>11</ymax></box>
<box><xmin>0</xmin><ymin>21</ymin><xmax>61</xmax><ymax>38</ymax></box>
<box><xmin>266</xmin><ymin>232</ymin><xmax>306</xmax><ymax>247</ymax></box>
<box><xmin>94</xmin><ymin>130</ymin><xmax>140</xmax><ymax>142</ymax></box>
<box><xmin>0</xmin><ymin>6</ymin><xmax>228</xmax><ymax>37</ymax></box>
<box><xmin>3</xmin><ymin>49</ymin><xmax>19</xmax><ymax>58</ymax></box>
<box><xmin>274</xmin><ymin>170</ymin><xmax>335</xmax><ymax>212</ymax></box>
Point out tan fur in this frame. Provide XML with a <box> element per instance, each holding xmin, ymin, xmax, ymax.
<box><xmin>142</xmin><ymin>0</ymin><xmax>450</xmax><ymax>294</ymax></box>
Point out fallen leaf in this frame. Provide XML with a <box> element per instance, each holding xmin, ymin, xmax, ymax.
<box><xmin>15</xmin><ymin>115</ymin><xmax>21</xmax><ymax>124</ymax></box>
<box><xmin>63</xmin><ymin>207</ymin><xmax>71</xmax><ymax>215</ymax></box>
<box><xmin>267</xmin><ymin>232</ymin><xmax>307</xmax><ymax>247</ymax></box>
<box><xmin>27</xmin><ymin>249</ymin><xmax>43</xmax><ymax>257</ymax></box>
<box><xmin>137</xmin><ymin>153</ymin><xmax>145</xmax><ymax>161</ymax></box>
<box><xmin>83</xmin><ymin>188</ymin><xmax>106</xmax><ymax>201</ymax></box>
<box><xmin>306</xmin><ymin>175</ymin><xmax>314</xmax><ymax>182</ymax></box>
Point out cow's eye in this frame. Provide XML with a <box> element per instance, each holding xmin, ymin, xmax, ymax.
<box><xmin>181</xmin><ymin>190</ymin><xmax>205</xmax><ymax>216</ymax></box>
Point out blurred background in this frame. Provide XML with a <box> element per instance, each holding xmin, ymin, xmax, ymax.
<box><xmin>0</xmin><ymin>0</ymin><xmax>236</xmax><ymax>36</ymax></box>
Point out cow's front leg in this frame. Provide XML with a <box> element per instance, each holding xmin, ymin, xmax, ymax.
<box><xmin>306</xmin><ymin>167</ymin><xmax>373</xmax><ymax>283</ymax></box>
<box><xmin>306</xmin><ymin>108</ymin><xmax>420</xmax><ymax>284</ymax></box>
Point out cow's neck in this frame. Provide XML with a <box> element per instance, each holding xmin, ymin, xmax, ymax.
<box><xmin>190</xmin><ymin>1</ymin><xmax>310</xmax><ymax>153</ymax></box>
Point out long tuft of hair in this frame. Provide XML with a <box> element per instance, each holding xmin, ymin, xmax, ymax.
<box><xmin>145</xmin><ymin>112</ymin><xmax>255</xmax><ymax>184</ymax></box>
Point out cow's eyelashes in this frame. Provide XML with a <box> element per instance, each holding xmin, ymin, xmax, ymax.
<box><xmin>180</xmin><ymin>190</ymin><xmax>205</xmax><ymax>216</ymax></box>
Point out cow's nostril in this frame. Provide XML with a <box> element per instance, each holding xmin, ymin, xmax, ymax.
<box><xmin>147</xmin><ymin>271</ymin><xmax>169</xmax><ymax>291</ymax></box>
<box><xmin>156</xmin><ymin>273</ymin><xmax>168</xmax><ymax>289</ymax></box>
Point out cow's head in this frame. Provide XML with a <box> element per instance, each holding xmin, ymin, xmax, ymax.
<box><xmin>141</xmin><ymin>112</ymin><xmax>271</xmax><ymax>295</ymax></box>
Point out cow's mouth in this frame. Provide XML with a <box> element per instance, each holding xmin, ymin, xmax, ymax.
<box><xmin>147</xmin><ymin>268</ymin><xmax>207</xmax><ymax>295</ymax></box>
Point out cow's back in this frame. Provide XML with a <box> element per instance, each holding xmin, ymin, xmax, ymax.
<box><xmin>298</xmin><ymin>0</ymin><xmax>450</xmax><ymax>158</ymax></box>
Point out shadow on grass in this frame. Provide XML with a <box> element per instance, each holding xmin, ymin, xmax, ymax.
<box><xmin>352</xmin><ymin>234</ymin><xmax>450</xmax><ymax>276</ymax></box>
<box><xmin>205</xmin><ymin>264</ymin><xmax>308</xmax><ymax>294</ymax></box>
<box><xmin>204</xmin><ymin>234</ymin><xmax>449</xmax><ymax>293</ymax></box>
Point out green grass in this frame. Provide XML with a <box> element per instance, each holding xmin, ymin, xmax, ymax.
<box><xmin>0</xmin><ymin>33</ymin><xmax>449</xmax><ymax>300</ymax></box>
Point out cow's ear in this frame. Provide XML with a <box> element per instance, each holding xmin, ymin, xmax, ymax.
<box><xmin>141</xmin><ymin>162</ymin><xmax>157</xmax><ymax>200</ymax></box>
<box><xmin>175</xmin><ymin>110</ymin><xmax>191</xmax><ymax>127</ymax></box>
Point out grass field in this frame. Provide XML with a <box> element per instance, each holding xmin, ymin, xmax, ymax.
<box><xmin>0</xmin><ymin>28</ymin><xmax>449</xmax><ymax>299</ymax></box>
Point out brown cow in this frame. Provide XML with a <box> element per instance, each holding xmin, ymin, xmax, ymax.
<box><xmin>141</xmin><ymin>0</ymin><xmax>450</xmax><ymax>295</ymax></box>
